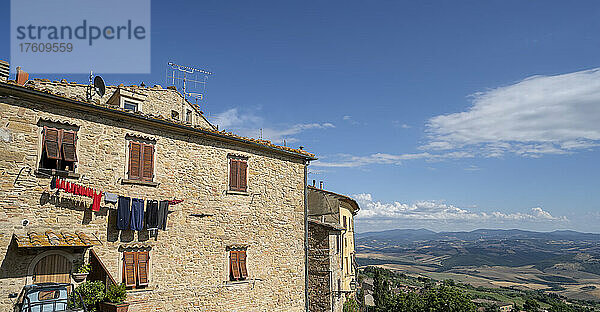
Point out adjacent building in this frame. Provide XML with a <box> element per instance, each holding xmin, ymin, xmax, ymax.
<box><xmin>0</xmin><ymin>70</ymin><xmax>316</xmax><ymax>311</ymax></box>
<box><xmin>307</xmin><ymin>184</ymin><xmax>360</xmax><ymax>311</ymax></box>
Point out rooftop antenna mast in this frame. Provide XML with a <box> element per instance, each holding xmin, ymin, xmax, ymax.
<box><xmin>166</xmin><ymin>62</ymin><xmax>212</xmax><ymax>106</ymax></box>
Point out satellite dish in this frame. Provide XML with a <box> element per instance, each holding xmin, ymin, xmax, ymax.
<box><xmin>94</xmin><ymin>76</ymin><xmax>106</xmax><ymax>97</ymax></box>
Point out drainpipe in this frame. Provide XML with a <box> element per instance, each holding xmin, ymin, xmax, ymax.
<box><xmin>304</xmin><ymin>160</ymin><xmax>309</xmax><ymax>312</ymax></box>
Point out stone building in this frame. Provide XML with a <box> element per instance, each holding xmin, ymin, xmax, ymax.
<box><xmin>307</xmin><ymin>185</ymin><xmax>360</xmax><ymax>311</ymax></box>
<box><xmin>0</xmin><ymin>70</ymin><xmax>315</xmax><ymax>311</ymax></box>
<box><xmin>307</xmin><ymin>219</ymin><xmax>343</xmax><ymax>312</ymax></box>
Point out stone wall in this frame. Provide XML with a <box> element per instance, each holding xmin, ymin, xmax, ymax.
<box><xmin>308</xmin><ymin>221</ymin><xmax>343</xmax><ymax>312</ymax></box>
<box><xmin>0</xmin><ymin>84</ymin><xmax>308</xmax><ymax>311</ymax></box>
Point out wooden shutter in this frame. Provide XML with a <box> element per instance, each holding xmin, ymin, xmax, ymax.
<box><xmin>136</xmin><ymin>251</ymin><xmax>149</xmax><ymax>286</ymax></box>
<box><xmin>238</xmin><ymin>250</ymin><xmax>248</xmax><ymax>279</ymax></box>
<box><xmin>123</xmin><ymin>252</ymin><xmax>136</xmax><ymax>287</ymax></box>
<box><xmin>141</xmin><ymin>144</ymin><xmax>154</xmax><ymax>181</ymax></box>
<box><xmin>44</xmin><ymin>127</ymin><xmax>61</xmax><ymax>160</ymax></box>
<box><xmin>230</xmin><ymin>251</ymin><xmax>241</xmax><ymax>280</ymax></box>
<box><xmin>229</xmin><ymin>160</ymin><xmax>239</xmax><ymax>191</ymax></box>
<box><xmin>61</xmin><ymin>130</ymin><xmax>77</xmax><ymax>162</ymax></box>
<box><xmin>128</xmin><ymin>142</ymin><xmax>142</xmax><ymax>179</ymax></box>
<box><xmin>239</xmin><ymin>161</ymin><xmax>247</xmax><ymax>192</ymax></box>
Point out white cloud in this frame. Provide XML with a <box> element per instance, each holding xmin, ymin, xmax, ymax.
<box><xmin>312</xmin><ymin>151</ymin><xmax>473</xmax><ymax>167</ymax></box>
<box><xmin>353</xmin><ymin>193</ymin><xmax>568</xmax><ymax>224</ymax></box>
<box><xmin>424</xmin><ymin>68</ymin><xmax>600</xmax><ymax>157</ymax></box>
<box><xmin>212</xmin><ymin>108</ymin><xmax>334</xmax><ymax>144</ymax></box>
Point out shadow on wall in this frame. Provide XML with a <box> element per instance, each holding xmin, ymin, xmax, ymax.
<box><xmin>106</xmin><ymin>209</ymin><xmax>152</xmax><ymax>243</ymax></box>
<box><xmin>1</xmin><ymin>239</ymin><xmax>85</xmax><ymax>281</ymax></box>
<box><xmin>0</xmin><ymin>240</ymin><xmax>29</xmax><ymax>280</ymax></box>
<box><xmin>39</xmin><ymin>191</ymin><xmax>110</xmax><ymax>225</ymax></box>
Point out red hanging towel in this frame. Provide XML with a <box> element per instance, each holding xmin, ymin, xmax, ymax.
<box><xmin>74</xmin><ymin>184</ymin><xmax>79</xmax><ymax>195</ymax></box>
<box><xmin>91</xmin><ymin>190</ymin><xmax>102</xmax><ymax>212</ymax></box>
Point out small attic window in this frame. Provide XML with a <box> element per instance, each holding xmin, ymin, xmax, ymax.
<box><xmin>171</xmin><ymin>110</ymin><xmax>179</xmax><ymax>120</ymax></box>
<box><xmin>107</xmin><ymin>88</ymin><xmax>146</xmax><ymax>113</ymax></box>
<box><xmin>186</xmin><ymin>109</ymin><xmax>192</xmax><ymax>123</ymax></box>
<box><xmin>123</xmin><ymin>100</ymin><xmax>138</xmax><ymax>112</ymax></box>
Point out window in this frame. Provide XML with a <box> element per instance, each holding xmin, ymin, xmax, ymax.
<box><xmin>171</xmin><ymin>110</ymin><xmax>179</xmax><ymax>120</ymax></box>
<box><xmin>122</xmin><ymin>251</ymin><xmax>149</xmax><ymax>288</ymax></box>
<box><xmin>345</xmin><ymin>257</ymin><xmax>349</xmax><ymax>274</ymax></box>
<box><xmin>123</xmin><ymin>100</ymin><xmax>138</xmax><ymax>112</ymax></box>
<box><xmin>229</xmin><ymin>158</ymin><xmax>248</xmax><ymax>192</ymax></box>
<box><xmin>185</xmin><ymin>109</ymin><xmax>192</xmax><ymax>123</ymax></box>
<box><xmin>343</xmin><ymin>216</ymin><xmax>347</xmax><ymax>229</ymax></box>
<box><xmin>40</xmin><ymin>126</ymin><xmax>78</xmax><ymax>172</ymax></box>
<box><xmin>229</xmin><ymin>249</ymin><xmax>248</xmax><ymax>281</ymax></box>
<box><xmin>128</xmin><ymin>141</ymin><xmax>154</xmax><ymax>181</ymax></box>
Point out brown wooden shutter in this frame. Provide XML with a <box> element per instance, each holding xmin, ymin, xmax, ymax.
<box><xmin>141</xmin><ymin>144</ymin><xmax>154</xmax><ymax>181</ymax></box>
<box><xmin>238</xmin><ymin>250</ymin><xmax>248</xmax><ymax>279</ymax></box>
<box><xmin>136</xmin><ymin>251</ymin><xmax>149</xmax><ymax>286</ymax></box>
<box><xmin>123</xmin><ymin>252</ymin><xmax>136</xmax><ymax>287</ymax></box>
<box><xmin>128</xmin><ymin>142</ymin><xmax>142</xmax><ymax>179</ymax></box>
<box><xmin>239</xmin><ymin>161</ymin><xmax>247</xmax><ymax>192</ymax></box>
<box><xmin>230</xmin><ymin>251</ymin><xmax>241</xmax><ymax>280</ymax></box>
<box><xmin>61</xmin><ymin>130</ymin><xmax>77</xmax><ymax>162</ymax></box>
<box><xmin>44</xmin><ymin>127</ymin><xmax>61</xmax><ymax>160</ymax></box>
<box><xmin>229</xmin><ymin>160</ymin><xmax>239</xmax><ymax>191</ymax></box>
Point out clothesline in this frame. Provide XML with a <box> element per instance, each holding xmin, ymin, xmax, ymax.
<box><xmin>49</xmin><ymin>176</ymin><xmax>185</xmax><ymax>232</ymax></box>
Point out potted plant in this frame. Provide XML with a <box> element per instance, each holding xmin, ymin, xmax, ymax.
<box><xmin>70</xmin><ymin>280</ymin><xmax>105</xmax><ymax>312</ymax></box>
<box><xmin>99</xmin><ymin>283</ymin><xmax>129</xmax><ymax>312</ymax></box>
<box><xmin>72</xmin><ymin>263</ymin><xmax>91</xmax><ymax>282</ymax></box>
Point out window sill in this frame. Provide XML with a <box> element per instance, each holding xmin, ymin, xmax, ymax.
<box><xmin>126</xmin><ymin>287</ymin><xmax>155</xmax><ymax>294</ymax></box>
<box><xmin>225</xmin><ymin>190</ymin><xmax>249</xmax><ymax>196</ymax></box>
<box><xmin>121</xmin><ymin>179</ymin><xmax>159</xmax><ymax>187</ymax></box>
<box><xmin>223</xmin><ymin>278</ymin><xmax>261</xmax><ymax>286</ymax></box>
<box><xmin>35</xmin><ymin>168</ymin><xmax>80</xmax><ymax>179</ymax></box>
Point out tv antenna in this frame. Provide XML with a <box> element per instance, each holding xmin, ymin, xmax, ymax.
<box><xmin>86</xmin><ymin>71</ymin><xmax>106</xmax><ymax>101</ymax></box>
<box><xmin>166</xmin><ymin>62</ymin><xmax>212</xmax><ymax>106</ymax></box>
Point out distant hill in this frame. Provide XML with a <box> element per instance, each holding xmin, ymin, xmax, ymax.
<box><xmin>357</xmin><ymin>228</ymin><xmax>600</xmax><ymax>243</ymax></box>
<box><xmin>356</xmin><ymin>228</ymin><xmax>600</xmax><ymax>302</ymax></box>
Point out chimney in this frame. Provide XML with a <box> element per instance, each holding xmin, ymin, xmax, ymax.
<box><xmin>319</xmin><ymin>181</ymin><xmax>323</xmax><ymax>189</ymax></box>
<box><xmin>0</xmin><ymin>60</ymin><xmax>8</xmax><ymax>82</ymax></box>
<box><xmin>16</xmin><ymin>67</ymin><xmax>29</xmax><ymax>86</ymax></box>
<box><xmin>312</xmin><ymin>180</ymin><xmax>316</xmax><ymax>187</ymax></box>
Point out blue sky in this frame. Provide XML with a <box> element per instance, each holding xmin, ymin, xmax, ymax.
<box><xmin>2</xmin><ymin>1</ymin><xmax>600</xmax><ymax>233</ymax></box>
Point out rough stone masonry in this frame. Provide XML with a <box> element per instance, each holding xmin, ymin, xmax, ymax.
<box><xmin>0</xmin><ymin>79</ymin><xmax>315</xmax><ymax>311</ymax></box>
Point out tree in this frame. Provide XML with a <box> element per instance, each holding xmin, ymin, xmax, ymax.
<box><xmin>343</xmin><ymin>297</ymin><xmax>360</xmax><ymax>312</ymax></box>
<box><xmin>391</xmin><ymin>291</ymin><xmax>424</xmax><ymax>312</ymax></box>
<box><xmin>422</xmin><ymin>285</ymin><xmax>477</xmax><ymax>312</ymax></box>
<box><xmin>373</xmin><ymin>268</ymin><xmax>393</xmax><ymax>311</ymax></box>
<box><xmin>524</xmin><ymin>298</ymin><xmax>541</xmax><ymax>312</ymax></box>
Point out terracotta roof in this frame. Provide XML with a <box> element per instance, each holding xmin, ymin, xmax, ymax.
<box><xmin>0</xmin><ymin>81</ymin><xmax>316</xmax><ymax>160</ymax></box>
<box><xmin>13</xmin><ymin>231</ymin><xmax>101</xmax><ymax>248</ymax></box>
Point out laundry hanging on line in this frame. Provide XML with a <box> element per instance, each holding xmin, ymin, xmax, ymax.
<box><xmin>52</xmin><ymin>177</ymin><xmax>103</xmax><ymax>212</ymax></box>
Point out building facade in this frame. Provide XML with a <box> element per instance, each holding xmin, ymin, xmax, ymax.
<box><xmin>307</xmin><ymin>185</ymin><xmax>360</xmax><ymax>311</ymax></box>
<box><xmin>0</xmin><ymin>76</ymin><xmax>315</xmax><ymax>311</ymax></box>
<box><xmin>307</xmin><ymin>219</ymin><xmax>343</xmax><ymax>312</ymax></box>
